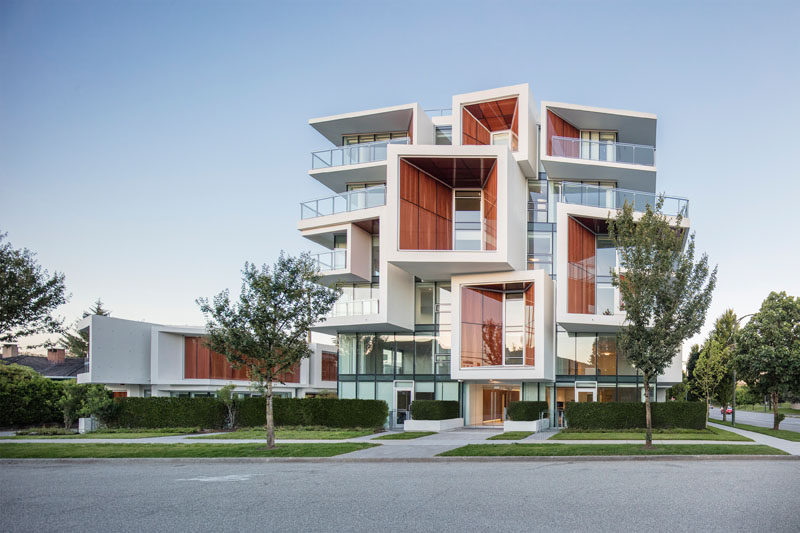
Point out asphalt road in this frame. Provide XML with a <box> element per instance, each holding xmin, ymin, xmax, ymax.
<box><xmin>709</xmin><ymin>408</ymin><xmax>800</xmax><ymax>431</ymax></box>
<box><xmin>2</xmin><ymin>460</ymin><xmax>798</xmax><ymax>532</ymax></box>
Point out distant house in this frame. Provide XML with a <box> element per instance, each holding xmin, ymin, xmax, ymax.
<box><xmin>1</xmin><ymin>345</ymin><xmax>86</xmax><ymax>380</ymax></box>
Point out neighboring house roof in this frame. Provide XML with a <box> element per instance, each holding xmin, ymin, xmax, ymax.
<box><xmin>0</xmin><ymin>356</ymin><xmax>86</xmax><ymax>379</ymax></box>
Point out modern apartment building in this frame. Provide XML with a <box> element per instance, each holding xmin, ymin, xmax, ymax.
<box><xmin>75</xmin><ymin>315</ymin><xmax>337</xmax><ymax>398</ymax></box>
<box><xmin>299</xmin><ymin>84</ymin><xmax>689</xmax><ymax>427</ymax></box>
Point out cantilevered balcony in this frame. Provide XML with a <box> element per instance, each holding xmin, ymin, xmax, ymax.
<box><xmin>551</xmin><ymin>136</ymin><xmax>655</xmax><ymax>166</ymax></box>
<box><xmin>312</xmin><ymin>250</ymin><xmax>347</xmax><ymax>272</ymax></box>
<box><xmin>557</xmin><ymin>181</ymin><xmax>688</xmax><ymax>217</ymax></box>
<box><xmin>328</xmin><ymin>298</ymin><xmax>380</xmax><ymax>318</ymax></box>
<box><xmin>300</xmin><ymin>185</ymin><xmax>386</xmax><ymax>220</ymax></box>
<box><xmin>311</xmin><ymin>138</ymin><xmax>410</xmax><ymax>169</ymax></box>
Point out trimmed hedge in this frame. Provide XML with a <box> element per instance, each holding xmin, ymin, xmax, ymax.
<box><xmin>507</xmin><ymin>401</ymin><xmax>549</xmax><ymax>421</ymax></box>
<box><xmin>410</xmin><ymin>400</ymin><xmax>459</xmax><ymax>420</ymax></box>
<box><xmin>0</xmin><ymin>364</ymin><xmax>64</xmax><ymax>428</ymax></box>
<box><xmin>564</xmin><ymin>401</ymin><xmax>706</xmax><ymax>430</ymax></box>
<box><xmin>111</xmin><ymin>397</ymin><xmax>388</xmax><ymax>429</ymax></box>
<box><xmin>237</xmin><ymin>398</ymin><xmax>388</xmax><ymax>428</ymax></box>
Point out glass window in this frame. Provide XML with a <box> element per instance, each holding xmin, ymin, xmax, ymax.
<box><xmin>358</xmin><ymin>334</ymin><xmax>377</xmax><ymax>374</ymax></box>
<box><xmin>435</xmin><ymin>354</ymin><xmax>451</xmax><ymax>376</ymax></box>
<box><xmin>596</xmin><ymin>236</ymin><xmax>616</xmax><ymax>278</ymax></box>
<box><xmin>597</xmin><ymin>282</ymin><xmax>615</xmax><ymax>316</ymax></box>
<box><xmin>454</xmin><ymin>191</ymin><xmax>482</xmax><ymax>250</ymax></box>
<box><xmin>375</xmin><ymin>334</ymin><xmax>394</xmax><ymax>375</ymax></box>
<box><xmin>357</xmin><ymin>381</ymin><xmax>375</xmax><ymax>400</ymax></box>
<box><xmin>376</xmin><ymin>382</ymin><xmax>393</xmax><ymax>412</ymax></box>
<box><xmin>339</xmin><ymin>381</ymin><xmax>356</xmax><ymax>399</ymax></box>
<box><xmin>504</xmin><ymin>293</ymin><xmax>524</xmax><ymax>365</ymax></box>
<box><xmin>371</xmin><ymin>235</ymin><xmax>380</xmax><ymax>278</ymax></box>
<box><xmin>528</xmin><ymin>181</ymin><xmax>548</xmax><ymax>222</ymax></box>
<box><xmin>528</xmin><ymin>231</ymin><xmax>552</xmax><ymax>255</ymax></box>
<box><xmin>415</xmin><ymin>381</ymin><xmax>435</xmax><ymax>401</ymax></box>
<box><xmin>414</xmin><ymin>334</ymin><xmax>434</xmax><ymax>374</ymax></box>
<box><xmin>547</xmin><ymin>181</ymin><xmax>562</xmax><ymax>221</ymax></box>
<box><xmin>436</xmin><ymin>381</ymin><xmax>459</xmax><ymax>401</ymax></box>
<box><xmin>435</xmin><ymin>126</ymin><xmax>452</xmax><ymax>145</ymax></box>
<box><xmin>598</xmin><ymin>387</ymin><xmax>616</xmax><ymax>402</ymax></box>
<box><xmin>576</xmin><ymin>333</ymin><xmax>597</xmax><ymax>376</ymax></box>
<box><xmin>618</xmin><ymin>385</ymin><xmax>638</xmax><ymax>402</ymax></box>
<box><xmin>415</xmin><ymin>283</ymin><xmax>435</xmax><ymax>325</ymax></box>
<box><xmin>395</xmin><ymin>334</ymin><xmax>414</xmax><ymax>374</ymax></box>
<box><xmin>596</xmin><ymin>335</ymin><xmax>616</xmax><ymax>376</ymax></box>
<box><xmin>436</xmin><ymin>330</ymin><xmax>451</xmax><ymax>355</ymax></box>
<box><xmin>556</xmin><ymin>330</ymin><xmax>575</xmax><ymax>375</ymax></box>
<box><xmin>333</xmin><ymin>234</ymin><xmax>347</xmax><ymax>249</ymax></box>
<box><xmin>338</xmin><ymin>334</ymin><xmax>356</xmax><ymax>374</ymax></box>
<box><xmin>436</xmin><ymin>283</ymin><xmax>452</xmax><ymax>327</ymax></box>
<box><xmin>617</xmin><ymin>346</ymin><xmax>637</xmax><ymax>375</ymax></box>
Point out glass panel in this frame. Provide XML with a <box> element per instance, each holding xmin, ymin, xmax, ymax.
<box><xmin>556</xmin><ymin>330</ymin><xmax>575</xmax><ymax>375</ymax></box>
<box><xmin>415</xmin><ymin>381</ymin><xmax>435</xmax><ymax>401</ymax></box>
<box><xmin>504</xmin><ymin>293</ymin><xmax>524</xmax><ymax>365</ymax></box>
<box><xmin>436</xmin><ymin>283</ymin><xmax>452</xmax><ymax>327</ymax></box>
<box><xmin>576</xmin><ymin>333</ymin><xmax>597</xmax><ymax>375</ymax></box>
<box><xmin>618</xmin><ymin>385</ymin><xmax>638</xmax><ymax>402</ymax></box>
<box><xmin>598</xmin><ymin>386</ymin><xmax>616</xmax><ymax>402</ymax></box>
<box><xmin>435</xmin><ymin>330</ymin><xmax>451</xmax><ymax>354</ymax></box>
<box><xmin>596</xmin><ymin>282</ymin><xmax>615</xmax><ymax>316</ymax></box>
<box><xmin>371</xmin><ymin>235</ymin><xmax>380</xmax><ymax>278</ymax></box>
<box><xmin>357</xmin><ymin>381</ymin><xmax>375</xmax><ymax>400</ymax></box>
<box><xmin>339</xmin><ymin>381</ymin><xmax>356</xmax><ymax>399</ymax></box>
<box><xmin>358</xmin><ymin>334</ymin><xmax>377</xmax><ymax>374</ymax></box>
<box><xmin>547</xmin><ymin>181</ymin><xmax>561</xmax><ymax>221</ymax></box>
<box><xmin>374</xmin><ymin>334</ymin><xmax>394</xmax><ymax>375</ymax></box>
<box><xmin>435</xmin><ymin>126</ymin><xmax>453</xmax><ymax>145</ymax></box>
<box><xmin>338</xmin><ymin>334</ymin><xmax>356</xmax><ymax>374</ymax></box>
<box><xmin>454</xmin><ymin>191</ymin><xmax>482</xmax><ymax>251</ymax></box>
<box><xmin>376</xmin><ymin>382</ymin><xmax>393</xmax><ymax>414</ymax></box>
<box><xmin>395</xmin><ymin>334</ymin><xmax>414</xmax><ymax>374</ymax></box>
<box><xmin>596</xmin><ymin>335</ymin><xmax>616</xmax><ymax>376</ymax></box>
<box><xmin>596</xmin><ymin>237</ymin><xmax>616</xmax><ymax>278</ymax></box>
<box><xmin>437</xmin><ymin>381</ymin><xmax>459</xmax><ymax>401</ymax></box>
<box><xmin>617</xmin><ymin>347</ymin><xmax>637</xmax><ymax>376</ymax></box>
<box><xmin>414</xmin><ymin>334</ymin><xmax>434</xmax><ymax>374</ymax></box>
<box><xmin>415</xmin><ymin>283</ymin><xmax>435</xmax><ymax>325</ymax></box>
<box><xmin>528</xmin><ymin>231</ymin><xmax>552</xmax><ymax>255</ymax></box>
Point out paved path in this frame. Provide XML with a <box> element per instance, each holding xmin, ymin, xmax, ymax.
<box><xmin>707</xmin><ymin>422</ymin><xmax>800</xmax><ymax>455</ymax></box>
<box><xmin>709</xmin><ymin>408</ymin><xmax>800</xmax><ymax>431</ymax></box>
<box><xmin>3</xmin><ymin>460</ymin><xmax>799</xmax><ymax>532</ymax></box>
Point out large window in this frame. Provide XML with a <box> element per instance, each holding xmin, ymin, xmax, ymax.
<box><xmin>454</xmin><ymin>190</ymin><xmax>482</xmax><ymax>250</ymax></box>
<box><xmin>435</xmin><ymin>126</ymin><xmax>452</xmax><ymax>145</ymax></box>
<box><xmin>556</xmin><ymin>331</ymin><xmax>636</xmax><ymax>377</ymax></box>
<box><xmin>339</xmin><ymin>334</ymin><xmax>357</xmax><ymax>374</ymax></box>
<box><xmin>343</xmin><ymin>131</ymin><xmax>408</xmax><ymax>145</ymax></box>
<box><xmin>504</xmin><ymin>293</ymin><xmax>524</xmax><ymax>365</ymax></box>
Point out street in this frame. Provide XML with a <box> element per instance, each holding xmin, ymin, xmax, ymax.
<box><xmin>709</xmin><ymin>408</ymin><xmax>800</xmax><ymax>431</ymax></box>
<box><xmin>2</xmin><ymin>460</ymin><xmax>798</xmax><ymax>532</ymax></box>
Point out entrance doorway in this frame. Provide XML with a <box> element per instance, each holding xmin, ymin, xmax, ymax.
<box><xmin>481</xmin><ymin>387</ymin><xmax>520</xmax><ymax>425</ymax></box>
<box><xmin>395</xmin><ymin>387</ymin><xmax>413</xmax><ymax>427</ymax></box>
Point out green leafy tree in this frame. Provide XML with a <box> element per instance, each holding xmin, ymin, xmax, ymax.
<box><xmin>706</xmin><ymin>310</ymin><xmax>739</xmax><ymax>421</ymax></box>
<box><xmin>57</xmin><ymin>381</ymin><xmax>86</xmax><ymax>429</ymax></box>
<box><xmin>80</xmin><ymin>384</ymin><xmax>119</xmax><ymax>427</ymax></box>
<box><xmin>0</xmin><ymin>364</ymin><xmax>62</xmax><ymax>427</ymax></box>
<box><xmin>734</xmin><ymin>291</ymin><xmax>800</xmax><ymax>430</ymax></box>
<box><xmin>216</xmin><ymin>383</ymin><xmax>237</xmax><ymax>429</ymax></box>
<box><xmin>692</xmin><ymin>340</ymin><xmax>726</xmax><ymax>426</ymax></box>
<box><xmin>684</xmin><ymin>344</ymin><xmax>702</xmax><ymax>401</ymax></box>
<box><xmin>197</xmin><ymin>253</ymin><xmax>338</xmax><ymax>448</ymax></box>
<box><xmin>0</xmin><ymin>232</ymin><xmax>68</xmax><ymax>344</ymax></box>
<box><xmin>666</xmin><ymin>376</ymin><xmax>688</xmax><ymax>401</ymax></box>
<box><xmin>60</xmin><ymin>299</ymin><xmax>111</xmax><ymax>357</ymax></box>
<box><xmin>607</xmin><ymin>198</ymin><xmax>717</xmax><ymax>447</ymax></box>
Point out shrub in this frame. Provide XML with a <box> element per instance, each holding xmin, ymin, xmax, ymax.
<box><xmin>112</xmin><ymin>397</ymin><xmax>226</xmax><ymax>429</ymax></box>
<box><xmin>564</xmin><ymin>401</ymin><xmax>706</xmax><ymax>430</ymax></box>
<box><xmin>507</xmin><ymin>401</ymin><xmax>548</xmax><ymax>421</ymax></box>
<box><xmin>57</xmin><ymin>381</ymin><xmax>87</xmax><ymax>429</ymax></box>
<box><xmin>238</xmin><ymin>398</ymin><xmax>388</xmax><ymax>428</ymax></box>
<box><xmin>410</xmin><ymin>400</ymin><xmax>459</xmax><ymax>420</ymax></box>
<box><xmin>0</xmin><ymin>364</ymin><xmax>63</xmax><ymax>428</ymax></box>
<box><xmin>81</xmin><ymin>385</ymin><xmax>120</xmax><ymax>426</ymax></box>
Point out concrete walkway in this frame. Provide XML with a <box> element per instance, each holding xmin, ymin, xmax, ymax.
<box><xmin>707</xmin><ymin>422</ymin><xmax>800</xmax><ymax>455</ymax></box>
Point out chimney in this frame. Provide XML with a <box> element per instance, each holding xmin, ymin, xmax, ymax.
<box><xmin>2</xmin><ymin>344</ymin><xmax>19</xmax><ymax>359</ymax></box>
<box><xmin>47</xmin><ymin>348</ymin><xmax>66</xmax><ymax>364</ymax></box>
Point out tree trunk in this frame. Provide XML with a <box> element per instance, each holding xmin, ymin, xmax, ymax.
<box><xmin>644</xmin><ymin>375</ymin><xmax>653</xmax><ymax>448</ymax></box>
<box><xmin>266</xmin><ymin>380</ymin><xmax>276</xmax><ymax>449</ymax></box>
<box><xmin>722</xmin><ymin>403</ymin><xmax>727</xmax><ymax>422</ymax></box>
<box><xmin>704</xmin><ymin>393</ymin><xmax>709</xmax><ymax>427</ymax></box>
<box><xmin>772</xmin><ymin>391</ymin><xmax>780</xmax><ymax>430</ymax></box>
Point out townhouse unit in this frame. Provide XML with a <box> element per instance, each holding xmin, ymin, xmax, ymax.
<box><xmin>76</xmin><ymin>315</ymin><xmax>337</xmax><ymax>398</ymax></box>
<box><xmin>299</xmin><ymin>84</ymin><xmax>689</xmax><ymax>427</ymax></box>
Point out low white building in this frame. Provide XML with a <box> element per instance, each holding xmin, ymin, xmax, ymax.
<box><xmin>76</xmin><ymin>315</ymin><xmax>337</xmax><ymax>398</ymax></box>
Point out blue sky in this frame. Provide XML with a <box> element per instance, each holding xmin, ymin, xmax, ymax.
<box><xmin>1</xmin><ymin>0</ymin><xmax>799</xmax><ymax>354</ymax></box>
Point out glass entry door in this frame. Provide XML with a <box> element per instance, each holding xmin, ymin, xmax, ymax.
<box><xmin>395</xmin><ymin>388</ymin><xmax>413</xmax><ymax>426</ymax></box>
<box><xmin>575</xmin><ymin>382</ymin><xmax>597</xmax><ymax>403</ymax></box>
<box><xmin>481</xmin><ymin>388</ymin><xmax>521</xmax><ymax>425</ymax></box>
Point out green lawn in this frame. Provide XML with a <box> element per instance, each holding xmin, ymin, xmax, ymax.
<box><xmin>10</xmin><ymin>428</ymin><xmax>201</xmax><ymax>439</ymax></box>
<box><xmin>711</xmin><ymin>420</ymin><xmax>800</xmax><ymax>442</ymax></box>
<box><xmin>549</xmin><ymin>426</ymin><xmax>751</xmax><ymax>442</ymax></box>
<box><xmin>0</xmin><ymin>442</ymin><xmax>377</xmax><ymax>458</ymax></box>
<box><xmin>438</xmin><ymin>443</ymin><xmax>787</xmax><ymax>457</ymax></box>
<box><xmin>487</xmin><ymin>432</ymin><xmax>534</xmax><ymax>441</ymax></box>
<box><xmin>373</xmin><ymin>432</ymin><xmax>436</xmax><ymax>440</ymax></box>
<box><xmin>733</xmin><ymin>404</ymin><xmax>800</xmax><ymax>417</ymax></box>
<box><xmin>189</xmin><ymin>428</ymin><xmax>376</xmax><ymax>440</ymax></box>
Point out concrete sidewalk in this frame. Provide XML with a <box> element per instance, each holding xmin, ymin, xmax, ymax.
<box><xmin>707</xmin><ymin>422</ymin><xmax>800</xmax><ymax>455</ymax></box>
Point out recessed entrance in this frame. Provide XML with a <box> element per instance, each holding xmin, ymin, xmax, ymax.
<box><xmin>468</xmin><ymin>383</ymin><xmax>520</xmax><ymax>426</ymax></box>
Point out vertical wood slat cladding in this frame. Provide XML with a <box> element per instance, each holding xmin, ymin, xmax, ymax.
<box><xmin>184</xmin><ymin>336</ymin><xmax>250</xmax><ymax>381</ymax></box>
<box><xmin>184</xmin><ymin>336</ymin><xmax>198</xmax><ymax>378</ymax></box>
<box><xmin>399</xmin><ymin>160</ymin><xmax>453</xmax><ymax>250</ymax></box>
<box><xmin>511</xmin><ymin>101</ymin><xmax>519</xmax><ymax>137</ymax></box>
<box><xmin>197</xmin><ymin>342</ymin><xmax>211</xmax><ymax>379</ymax></box>
<box><xmin>462</xmin><ymin>108</ymin><xmax>491</xmax><ymax>145</ymax></box>
<box><xmin>524</xmin><ymin>284</ymin><xmax>535</xmax><ymax>366</ymax></box>
<box><xmin>567</xmin><ymin>218</ymin><xmax>596</xmax><ymax>314</ymax></box>
<box><xmin>546</xmin><ymin>109</ymin><xmax>579</xmax><ymax>156</ymax></box>
<box><xmin>276</xmin><ymin>364</ymin><xmax>300</xmax><ymax>383</ymax></box>
<box><xmin>321</xmin><ymin>351</ymin><xmax>337</xmax><ymax>381</ymax></box>
<box><xmin>482</xmin><ymin>163</ymin><xmax>498</xmax><ymax>251</ymax></box>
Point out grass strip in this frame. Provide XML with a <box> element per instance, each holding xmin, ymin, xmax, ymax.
<box><xmin>373</xmin><ymin>432</ymin><xmax>436</xmax><ymax>440</ymax></box>
<box><xmin>10</xmin><ymin>432</ymin><xmax>193</xmax><ymax>440</ymax></box>
<box><xmin>711</xmin><ymin>420</ymin><xmax>800</xmax><ymax>442</ymax></box>
<box><xmin>487</xmin><ymin>432</ymin><xmax>534</xmax><ymax>441</ymax></box>
<box><xmin>0</xmin><ymin>442</ymin><xmax>377</xmax><ymax>459</ymax></box>
<box><xmin>189</xmin><ymin>428</ymin><xmax>376</xmax><ymax>440</ymax></box>
<box><xmin>438</xmin><ymin>443</ymin><xmax>787</xmax><ymax>457</ymax></box>
<box><xmin>548</xmin><ymin>426</ymin><xmax>751</xmax><ymax>442</ymax></box>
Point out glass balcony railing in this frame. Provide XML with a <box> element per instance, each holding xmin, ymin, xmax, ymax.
<box><xmin>312</xmin><ymin>250</ymin><xmax>347</xmax><ymax>272</ymax></box>
<box><xmin>424</xmin><ymin>108</ymin><xmax>453</xmax><ymax>117</ymax></box>
<box><xmin>557</xmin><ymin>181</ymin><xmax>689</xmax><ymax>217</ymax></box>
<box><xmin>311</xmin><ymin>138</ymin><xmax>410</xmax><ymax>169</ymax></box>
<box><xmin>328</xmin><ymin>298</ymin><xmax>379</xmax><ymax>317</ymax></box>
<box><xmin>551</xmin><ymin>136</ymin><xmax>656</xmax><ymax>166</ymax></box>
<box><xmin>300</xmin><ymin>185</ymin><xmax>386</xmax><ymax>219</ymax></box>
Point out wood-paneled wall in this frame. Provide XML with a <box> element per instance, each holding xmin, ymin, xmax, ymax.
<box><xmin>546</xmin><ymin>109</ymin><xmax>579</xmax><ymax>156</ymax></box>
<box><xmin>482</xmin><ymin>162</ymin><xmax>498</xmax><ymax>251</ymax></box>
<box><xmin>524</xmin><ymin>284</ymin><xmax>535</xmax><ymax>366</ymax></box>
<box><xmin>399</xmin><ymin>160</ymin><xmax>453</xmax><ymax>250</ymax></box>
<box><xmin>321</xmin><ymin>351</ymin><xmax>337</xmax><ymax>382</ymax></box>
<box><xmin>462</xmin><ymin>107</ymin><xmax>491</xmax><ymax>145</ymax></box>
<box><xmin>567</xmin><ymin>218</ymin><xmax>596</xmax><ymax>314</ymax></box>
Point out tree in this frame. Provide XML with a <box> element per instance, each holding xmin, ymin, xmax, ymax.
<box><xmin>684</xmin><ymin>344</ymin><xmax>702</xmax><ymax>401</ymax></box>
<box><xmin>60</xmin><ymin>299</ymin><xmax>111</xmax><ymax>357</ymax></box>
<box><xmin>692</xmin><ymin>340</ymin><xmax>726</xmax><ymax>426</ymax></box>
<box><xmin>57</xmin><ymin>381</ymin><xmax>86</xmax><ymax>430</ymax></box>
<box><xmin>216</xmin><ymin>383</ymin><xmax>237</xmax><ymax>429</ymax></box>
<box><xmin>734</xmin><ymin>291</ymin><xmax>800</xmax><ymax>430</ymax></box>
<box><xmin>80</xmin><ymin>384</ymin><xmax>119</xmax><ymax>427</ymax></box>
<box><xmin>607</xmin><ymin>198</ymin><xmax>717</xmax><ymax>447</ymax></box>
<box><xmin>0</xmin><ymin>232</ymin><xmax>68</xmax><ymax>343</ymax></box>
<box><xmin>708</xmin><ymin>310</ymin><xmax>739</xmax><ymax>421</ymax></box>
<box><xmin>197</xmin><ymin>253</ymin><xmax>338</xmax><ymax>448</ymax></box>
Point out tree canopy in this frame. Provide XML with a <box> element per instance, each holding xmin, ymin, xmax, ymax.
<box><xmin>197</xmin><ymin>253</ymin><xmax>338</xmax><ymax>448</ymax></box>
<box><xmin>734</xmin><ymin>291</ymin><xmax>800</xmax><ymax>429</ymax></box>
<box><xmin>0</xmin><ymin>232</ymin><xmax>68</xmax><ymax>343</ymax></box>
<box><xmin>607</xmin><ymin>197</ymin><xmax>717</xmax><ymax>446</ymax></box>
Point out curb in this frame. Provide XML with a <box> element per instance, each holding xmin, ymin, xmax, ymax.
<box><xmin>1</xmin><ymin>454</ymin><xmax>796</xmax><ymax>465</ymax></box>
